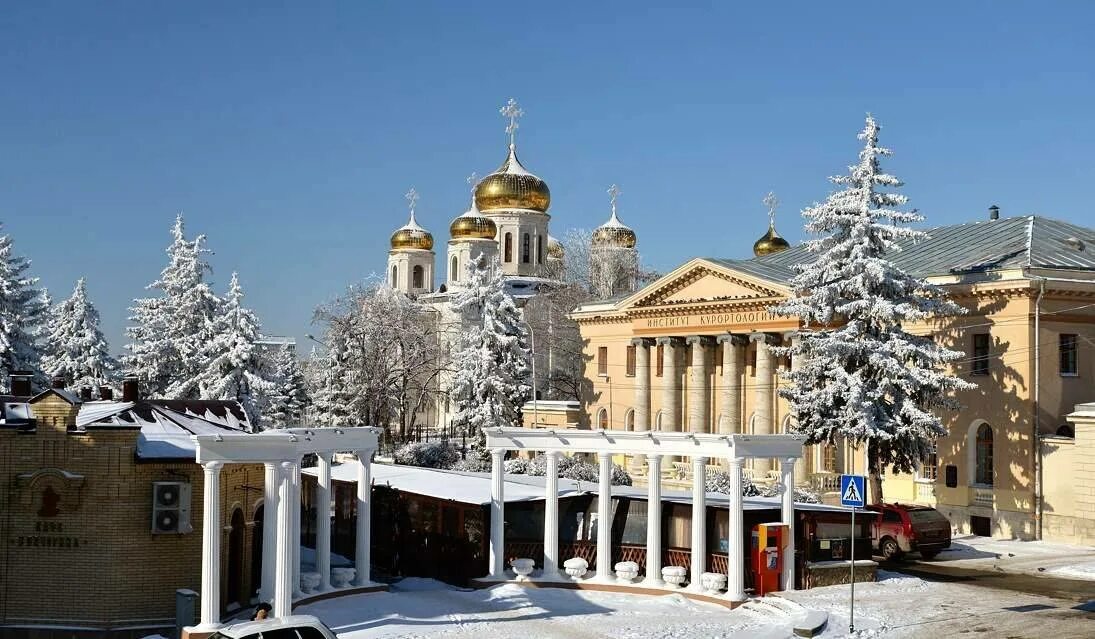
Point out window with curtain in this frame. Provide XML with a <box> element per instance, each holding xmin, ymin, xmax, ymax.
<box><xmin>921</xmin><ymin>443</ymin><xmax>938</xmax><ymax>481</ymax></box>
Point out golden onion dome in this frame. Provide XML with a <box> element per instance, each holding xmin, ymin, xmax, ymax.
<box><xmin>449</xmin><ymin>204</ymin><xmax>497</xmax><ymax>240</ymax></box>
<box><xmin>752</xmin><ymin>223</ymin><xmax>790</xmax><ymax>257</ymax></box>
<box><xmin>474</xmin><ymin>144</ymin><xmax>551</xmax><ymax>213</ymax></box>
<box><xmin>390</xmin><ymin>211</ymin><xmax>434</xmax><ymax>251</ymax></box>
<box><xmin>592</xmin><ymin>210</ymin><xmax>637</xmax><ymax>249</ymax></box>
<box><xmin>547</xmin><ymin>235</ymin><xmax>564</xmax><ymax>259</ymax></box>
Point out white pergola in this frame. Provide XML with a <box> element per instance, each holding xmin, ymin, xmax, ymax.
<box><xmin>483</xmin><ymin>427</ymin><xmax>806</xmax><ymax>600</ymax></box>
<box><xmin>189</xmin><ymin>427</ymin><xmax>381</xmax><ymax>632</ymax></box>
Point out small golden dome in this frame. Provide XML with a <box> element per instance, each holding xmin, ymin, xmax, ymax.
<box><xmin>474</xmin><ymin>144</ymin><xmax>551</xmax><ymax>213</ymax></box>
<box><xmin>592</xmin><ymin>210</ymin><xmax>637</xmax><ymax>249</ymax></box>
<box><xmin>449</xmin><ymin>208</ymin><xmax>497</xmax><ymax>240</ymax></box>
<box><xmin>547</xmin><ymin>235</ymin><xmax>564</xmax><ymax>259</ymax></box>
<box><xmin>753</xmin><ymin>224</ymin><xmax>790</xmax><ymax>257</ymax></box>
<box><xmin>390</xmin><ymin>212</ymin><xmax>434</xmax><ymax>251</ymax></box>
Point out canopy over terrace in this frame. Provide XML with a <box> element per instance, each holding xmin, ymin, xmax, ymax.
<box><xmin>188</xmin><ymin>427</ymin><xmax>381</xmax><ymax>634</ymax></box>
<box><xmin>483</xmin><ymin>427</ymin><xmax>805</xmax><ymax>601</ymax></box>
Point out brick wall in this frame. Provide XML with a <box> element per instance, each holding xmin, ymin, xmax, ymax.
<box><xmin>0</xmin><ymin>393</ymin><xmax>266</xmax><ymax>630</ymax></box>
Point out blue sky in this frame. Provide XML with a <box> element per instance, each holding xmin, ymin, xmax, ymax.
<box><xmin>2</xmin><ymin>1</ymin><xmax>1093</xmax><ymax>353</ymax></box>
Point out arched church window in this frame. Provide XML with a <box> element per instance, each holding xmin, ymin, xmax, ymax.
<box><xmin>537</xmin><ymin>235</ymin><xmax>543</xmax><ymax>264</ymax></box>
<box><xmin>450</xmin><ymin>256</ymin><xmax>459</xmax><ymax>283</ymax></box>
<box><xmin>504</xmin><ymin>233</ymin><xmax>513</xmax><ymax>262</ymax></box>
<box><xmin>412</xmin><ymin>265</ymin><xmax>424</xmax><ymax>290</ymax></box>
<box><xmin>522</xmin><ymin>233</ymin><xmax>531</xmax><ymax>264</ymax></box>
<box><xmin>390</xmin><ymin>265</ymin><xmax>398</xmax><ymax>288</ymax></box>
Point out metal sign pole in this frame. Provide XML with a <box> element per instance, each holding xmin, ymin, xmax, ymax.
<box><xmin>850</xmin><ymin>505</ymin><xmax>856</xmax><ymax>633</ymax></box>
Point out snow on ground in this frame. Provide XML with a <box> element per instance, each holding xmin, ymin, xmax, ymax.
<box><xmin>297</xmin><ymin>571</ymin><xmax>1093</xmax><ymax>639</ymax></box>
<box><xmin>929</xmin><ymin>535</ymin><xmax>1095</xmax><ymax>580</ymax></box>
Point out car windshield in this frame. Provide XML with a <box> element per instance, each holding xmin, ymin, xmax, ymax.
<box><xmin>907</xmin><ymin>509</ymin><xmax>948</xmax><ymax>525</ymax></box>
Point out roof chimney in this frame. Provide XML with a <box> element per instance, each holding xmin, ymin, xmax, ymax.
<box><xmin>51</xmin><ymin>375</ymin><xmax>66</xmax><ymax>390</ymax></box>
<box><xmin>79</xmin><ymin>386</ymin><xmax>92</xmax><ymax>401</ymax></box>
<box><xmin>99</xmin><ymin>385</ymin><xmax>114</xmax><ymax>401</ymax></box>
<box><xmin>989</xmin><ymin>205</ymin><xmax>1000</xmax><ymax>221</ymax></box>
<box><xmin>122</xmin><ymin>376</ymin><xmax>139</xmax><ymax>403</ymax></box>
<box><xmin>9</xmin><ymin>371</ymin><xmax>33</xmax><ymax>397</ymax></box>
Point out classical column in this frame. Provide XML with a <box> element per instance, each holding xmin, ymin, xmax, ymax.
<box><xmin>686</xmin><ymin>336</ymin><xmax>711</xmax><ymax>433</ymax></box>
<box><xmin>273</xmin><ymin>461</ymin><xmax>295</xmax><ymax>618</ymax></box>
<box><xmin>657</xmin><ymin>337</ymin><xmax>680</xmax><ymax>431</ymax></box>
<box><xmin>781</xmin><ymin>457</ymin><xmax>797</xmax><ymax>591</ymax></box>
<box><xmin>596</xmin><ymin>452</ymin><xmax>613</xmax><ymax>580</ymax></box>
<box><xmin>260</xmin><ymin>462</ymin><xmax>281</xmax><ymax>601</ymax></box>
<box><xmin>315</xmin><ymin>452</ymin><xmax>333</xmax><ymax>591</ymax></box>
<box><xmin>726</xmin><ymin>457</ymin><xmax>745</xmax><ymax>601</ymax></box>
<box><xmin>632</xmin><ymin>338</ymin><xmax>652</xmax><ymax>430</ymax></box>
<box><xmin>291</xmin><ymin>457</ymin><xmax>303</xmax><ymax>599</ymax></box>
<box><xmin>353</xmin><ymin>450</ymin><xmax>374</xmax><ymax>587</ymax></box>
<box><xmin>195</xmin><ymin>461</ymin><xmax>224</xmax><ymax>630</ymax></box>
<box><xmin>642</xmin><ymin>454</ymin><xmax>663</xmax><ymax>586</ymax></box>
<box><xmin>543</xmin><ymin>452</ymin><xmax>560</xmax><ymax>579</ymax></box>
<box><xmin>784</xmin><ymin>331</ymin><xmax>807</xmax><ymax>487</ymax></box>
<box><xmin>718</xmin><ymin>335</ymin><xmax>747</xmax><ymax>436</ymax></box>
<box><xmin>688</xmin><ymin>456</ymin><xmax>707</xmax><ymax>591</ymax></box>
<box><xmin>489</xmin><ymin>449</ymin><xmax>506</xmax><ymax>579</ymax></box>
<box><xmin>752</xmin><ymin>333</ymin><xmax>776</xmax><ymax>475</ymax></box>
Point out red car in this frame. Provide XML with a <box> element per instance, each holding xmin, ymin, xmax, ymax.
<box><xmin>871</xmin><ymin>503</ymin><xmax>952</xmax><ymax>560</ymax></box>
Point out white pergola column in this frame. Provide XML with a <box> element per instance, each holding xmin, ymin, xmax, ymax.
<box><xmin>726</xmin><ymin>457</ymin><xmax>746</xmax><ymax>601</ymax></box>
<box><xmin>489</xmin><ymin>449</ymin><xmax>506</xmax><ymax>579</ymax></box>
<box><xmin>195</xmin><ymin>461</ymin><xmax>224</xmax><ymax>631</ymax></box>
<box><xmin>354</xmin><ymin>450</ymin><xmax>374</xmax><ymax>587</ymax></box>
<box><xmin>260</xmin><ymin>462</ymin><xmax>281</xmax><ymax>601</ymax></box>
<box><xmin>273</xmin><ymin>461</ymin><xmax>295</xmax><ymax>618</ymax></box>
<box><xmin>751</xmin><ymin>333</ymin><xmax>776</xmax><ymax>474</ymax></box>
<box><xmin>688</xmin><ymin>456</ymin><xmax>707</xmax><ymax>591</ymax></box>
<box><xmin>632</xmin><ymin>338</ymin><xmax>652</xmax><ymax>430</ymax></box>
<box><xmin>781</xmin><ymin>456</ymin><xmax>797</xmax><ymax>591</ymax></box>
<box><xmin>315</xmin><ymin>452</ymin><xmax>333</xmax><ymax>591</ymax></box>
<box><xmin>291</xmin><ymin>457</ymin><xmax>303</xmax><ymax>599</ymax></box>
<box><xmin>596</xmin><ymin>452</ymin><xmax>613</xmax><ymax>580</ymax></box>
<box><xmin>543</xmin><ymin>451</ymin><xmax>560</xmax><ymax>579</ymax></box>
<box><xmin>642</xmin><ymin>454</ymin><xmax>663</xmax><ymax>586</ymax></box>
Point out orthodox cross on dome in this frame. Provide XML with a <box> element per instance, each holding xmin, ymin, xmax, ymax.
<box><xmin>500</xmin><ymin>98</ymin><xmax>524</xmax><ymax>146</ymax></box>
<box><xmin>763</xmin><ymin>191</ymin><xmax>779</xmax><ymax>226</ymax></box>
<box><xmin>405</xmin><ymin>187</ymin><xmax>420</xmax><ymax>220</ymax></box>
<box><xmin>607</xmin><ymin>184</ymin><xmax>622</xmax><ymax>217</ymax></box>
<box><xmin>466</xmin><ymin>172</ymin><xmax>479</xmax><ymax>206</ymax></box>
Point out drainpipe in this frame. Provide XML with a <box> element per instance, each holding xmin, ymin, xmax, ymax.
<box><xmin>1032</xmin><ymin>276</ymin><xmax>1045</xmax><ymax>540</ymax></box>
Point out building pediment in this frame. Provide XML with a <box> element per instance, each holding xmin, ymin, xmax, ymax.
<box><xmin>622</xmin><ymin>259</ymin><xmax>789</xmax><ymax>311</ymax></box>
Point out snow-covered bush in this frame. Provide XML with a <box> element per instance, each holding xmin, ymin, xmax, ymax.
<box><xmin>448</xmin><ymin>449</ymin><xmax>491</xmax><ymax>473</ymax></box>
<box><xmin>503</xmin><ymin>457</ymin><xmax>529</xmax><ymax>474</ymax></box>
<box><xmin>706</xmin><ymin>470</ymin><xmax>761</xmax><ymax>497</ymax></box>
<box><xmin>560</xmin><ymin>460</ymin><xmax>599</xmax><ymax>483</ymax></box>
<box><xmin>394</xmin><ymin>441</ymin><xmax>460</xmax><ymax>469</ymax></box>
<box><xmin>610</xmin><ymin>464</ymin><xmax>633</xmax><ymax>487</ymax></box>
<box><xmin>760</xmin><ymin>484</ymin><xmax>822</xmax><ymax>504</ymax></box>
<box><xmin>518</xmin><ymin>454</ymin><xmax>632</xmax><ymax>486</ymax></box>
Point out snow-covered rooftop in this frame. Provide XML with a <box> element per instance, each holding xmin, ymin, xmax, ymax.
<box><xmin>75</xmin><ymin>399</ymin><xmax>251</xmax><ymax>460</ymax></box>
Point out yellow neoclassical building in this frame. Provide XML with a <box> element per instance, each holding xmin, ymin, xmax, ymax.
<box><xmin>572</xmin><ymin>212</ymin><xmax>1095</xmax><ymax>544</ymax></box>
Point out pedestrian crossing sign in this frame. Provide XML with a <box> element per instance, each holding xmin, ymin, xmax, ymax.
<box><xmin>840</xmin><ymin>474</ymin><xmax>866</xmax><ymax>508</ymax></box>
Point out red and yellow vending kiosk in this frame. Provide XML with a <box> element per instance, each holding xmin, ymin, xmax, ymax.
<box><xmin>751</xmin><ymin>522</ymin><xmax>788</xmax><ymax>596</ymax></box>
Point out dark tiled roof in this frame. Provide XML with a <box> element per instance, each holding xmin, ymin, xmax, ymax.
<box><xmin>708</xmin><ymin>216</ymin><xmax>1095</xmax><ymax>284</ymax></box>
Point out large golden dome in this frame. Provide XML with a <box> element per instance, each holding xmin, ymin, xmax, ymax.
<box><xmin>474</xmin><ymin>144</ymin><xmax>551</xmax><ymax>213</ymax></box>
<box><xmin>390</xmin><ymin>212</ymin><xmax>434</xmax><ymax>251</ymax></box>
<box><xmin>449</xmin><ymin>205</ymin><xmax>497</xmax><ymax>240</ymax></box>
<box><xmin>753</xmin><ymin>224</ymin><xmax>790</xmax><ymax>257</ymax></box>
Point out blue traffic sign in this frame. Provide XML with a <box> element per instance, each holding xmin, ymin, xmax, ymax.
<box><xmin>840</xmin><ymin>474</ymin><xmax>867</xmax><ymax>508</ymax></box>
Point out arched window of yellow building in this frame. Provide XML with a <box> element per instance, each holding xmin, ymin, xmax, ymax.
<box><xmin>624</xmin><ymin>409</ymin><xmax>635</xmax><ymax>431</ymax></box>
<box><xmin>975</xmin><ymin>423</ymin><xmax>994</xmax><ymax>485</ymax></box>
<box><xmin>597</xmin><ymin>408</ymin><xmax>609</xmax><ymax>429</ymax></box>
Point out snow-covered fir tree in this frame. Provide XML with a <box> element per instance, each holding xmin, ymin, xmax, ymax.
<box><xmin>774</xmin><ymin>114</ymin><xmax>975</xmax><ymax>503</ymax></box>
<box><xmin>309</xmin><ymin>332</ymin><xmax>359</xmax><ymax>428</ymax></box>
<box><xmin>0</xmin><ymin>223</ymin><xmax>48</xmax><ymax>389</ymax></box>
<box><xmin>450</xmin><ymin>255</ymin><xmax>532</xmax><ymax>437</ymax></box>
<box><xmin>176</xmin><ymin>272</ymin><xmax>274</xmax><ymax>427</ymax></box>
<box><xmin>124</xmin><ymin>215</ymin><xmax>221</xmax><ymax>397</ymax></box>
<box><xmin>41</xmin><ymin>278</ymin><xmax>117</xmax><ymax>389</ymax></box>
<box><xmin>264</xmin><ymin>343</ymin><xmax>309</xmax><ymax>427</ymax></box>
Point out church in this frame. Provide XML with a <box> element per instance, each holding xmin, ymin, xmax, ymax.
<box><xmin>383</xmin><ymin>100</ymin><xmax>641</xmax><ymax>428</ymax></box>
<box><xmin>573</xmin><ymin>205</ymin><xmax>1095</xmax><ymax>546</ymax></box>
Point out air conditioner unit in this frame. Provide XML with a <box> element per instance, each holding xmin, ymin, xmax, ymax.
<box><xmin>152</xmin><ymin>481</ymin><xmax>192</xmax><ymax>534</ymax></box>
